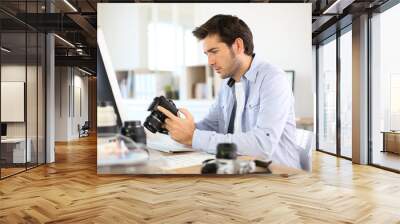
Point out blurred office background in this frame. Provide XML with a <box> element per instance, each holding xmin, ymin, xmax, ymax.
<box><xmin>97</xmin><ymin>3</ymin><xmax>313</xmax><ymax>128</ymax></box>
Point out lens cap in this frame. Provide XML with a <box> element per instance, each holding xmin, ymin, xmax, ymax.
<box><xmin>124</xmin><ymin>120</ymin><xmax>141</xmax><ymax>127</ymax></box>
<box><xmin>216</xmin><ymin>143</ymin><xmax>237</xmax><ymax>159</ymax></box>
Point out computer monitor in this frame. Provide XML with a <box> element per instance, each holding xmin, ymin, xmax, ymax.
<box><xmin>97</xmin><ymin>28</ymin><xmax>127</xmax><ymax>126</ymax></box>
<box><xmin>1</xmin><ymin>123</ymin><xmax>7</xmax><ymax>137</ymax></box>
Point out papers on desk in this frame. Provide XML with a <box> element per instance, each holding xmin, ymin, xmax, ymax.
<box><xmin>147</xmin><ymin>141</ymin><xmax>194</xmax><ymax>153</ymax></box>
<box><xmin>146</xmin><ymin>132</ymin><xmax>195</xmax><ymax>153</ymax></box>
<box><xmin>161</xmin><ymin>153</ymin><xmax>214</xmax><ymax>170</ymax></box>
<box><xmin>97</xmin><ymin>138</ymin><xmax>149</xmax><ymax>166</ymax></box>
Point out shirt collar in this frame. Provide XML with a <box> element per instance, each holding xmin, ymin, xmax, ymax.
<box><xmin>226</xmin><ymin>53</ymin><xmax>260</xmax><ymax>87</ymax></box>
<box><xmin>242</xmin><ymin>53</ymin><xmax>260</xmax><ymax>83</ymax></box>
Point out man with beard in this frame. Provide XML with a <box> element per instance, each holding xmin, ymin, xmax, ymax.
<box><xmin>158</xmin><ymin>14</ymin><xmax>301</xmax><ymax>169</ymax></box>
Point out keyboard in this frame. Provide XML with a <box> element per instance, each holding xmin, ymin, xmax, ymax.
<box><xmin>162</xmin><ymin>153</ymin><xmax>214</xmax><ymax>170</ymax></box>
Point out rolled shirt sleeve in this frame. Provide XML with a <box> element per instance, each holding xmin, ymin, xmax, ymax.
<box><xmin>195</xmin><ymin>100</ymin><xmax>220</xmax><ymax>132</ymax></box>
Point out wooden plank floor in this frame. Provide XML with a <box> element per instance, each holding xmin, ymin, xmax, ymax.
<box><xmin>1</xmin><ymin>135</ymin><xmax>400</xmax><ymax>223</ymax></box>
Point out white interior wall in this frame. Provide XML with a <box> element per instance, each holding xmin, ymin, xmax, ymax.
<box><xmin>54</xmin><ymin>67</ymin><xmax>89</xmax><ymax>141</ymax></box>
<box><xmin>1</xmin><ymin>65</ymin><xmax>27</xmax><ymax>138</ymax></box>
<box><xmin>55</xmin><ymin>67</ymin><xmax>69</xmax><ymax>141</ymax></box>
<box><xmin>98</xmin><ymin>4</ymin><xmax>142</xmax><ymax>70</ymax></box>
<box><xmin>1</xmin><ymin>64</ymin><xmax>45</xmax><ymax>163</ymax></box>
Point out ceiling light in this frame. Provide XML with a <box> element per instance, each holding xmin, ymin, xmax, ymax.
<box><xmin>322</xmin><ymin>0</ymin><xmax>354</xmax><ymax>14</ymax></box>
<box><xmin>54</xmin><ymin>34</ymin><xmax>75</xmax><ymax>48</ymax></box>
<box><xmin>78</xmin><ymin>67</ymin><xmax>92</xmax><ymax>76</ymax></box>
<box><xmin>323</xmin><ymin>0</ymin><xmax>355</xmax><ymax>15</ymax></box>
<box><xmin>1</xmin><ymin>47</ymin><xmax>11</xmax><ymax>53</ymax></box>
<box><xmin>63</xmin><ymin>0</ymin><xmax>78</xmax><ymax>12</ymax></box>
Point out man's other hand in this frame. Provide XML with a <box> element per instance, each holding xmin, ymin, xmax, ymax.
<box><xmin>157</xmin><ymin>106</ymin><xmax>195</xmax><ymax>146</ymax></box>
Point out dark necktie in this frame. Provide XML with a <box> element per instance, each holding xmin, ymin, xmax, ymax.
<box><xmin>227</xmin><ymin>94</ymin><xmax>237</xmax><ymax>134</ymax></box>
<box><xmin>228</xmin><ymin>100</ymin><xmax>236</xmax><ymax>134</ymax></box>
<box><xmin>227</xmin><ymin>77</ymin><xmax>236</xmax><ymax>134</ymax></box>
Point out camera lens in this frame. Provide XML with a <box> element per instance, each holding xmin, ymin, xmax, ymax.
<box><xmin>125</xmin><ymin>120</ymin><xmax>141</xmax><ymax>127</ymax></box>
<box><xmin>121</xmin><ymin>120</ymin><xmax>147</xmax><ymax>145</ymax></box>
<box><xmin>144</xmin><ymin>113</ymin><xmax>163</xmax><ymax>133</ymax></box>
<box><xmin>216</xmin><ymin>143</ymin><xmax>237</xmax><ymax>159</ymax></box>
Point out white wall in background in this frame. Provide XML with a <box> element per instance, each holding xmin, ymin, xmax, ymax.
<box><xmin>55</xmin><ymin>67</ymin><xmax>89</xmax><ymax>141</ymax></box>
<box><xmin>98</xmin><ymin>4</ymin><xmax>143</xmax><ymax>70</ymax></box>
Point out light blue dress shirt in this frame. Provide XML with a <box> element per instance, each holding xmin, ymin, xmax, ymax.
<box><xmin>192</xmin><ymin>54</ymin><xmax>301</xmax><ymax>169</ymax></box>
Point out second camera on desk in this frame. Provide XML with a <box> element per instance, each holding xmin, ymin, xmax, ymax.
<box><xmin>121</xmin><ymin>120</ymin><xmax>147</xmax><ymax>145</ymax></box>
<box><xmin>201</xmin><ymin>143</ymin><xmax>272</xmax><ymax>175</ymax></box>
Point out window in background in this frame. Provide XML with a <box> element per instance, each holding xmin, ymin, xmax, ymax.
<box><xmin>390</xmin><ymin>74</ymin><xmax>400</xmax><ymax>130</ymax></box>
<box><xmin>38</xmin><ymin>32</ymin><xmax>46</xmax><ymax>165</ymax></box>
<box><xmin>27</xmin><ymin>30</ymin><xmax>38</xmax><ymax>170</ymax></box>
<box><xmin>184</xmin><ymin>29</ymin><xmax>201</xmax><ymax>66</ymax></box>
<box><xmin>340</xmin><ymin>29</ymin><xmax>352</xmax><ymax>158</ymax></box>
<box><xmin>0</xmin><ymin>0</ymin><xmax>46</xmax><ymax>179</ymax></box>
<box><xmin>1</xmin><ymin>31</ymin><xmax>28</xmax><ymax>178</ymax></box>
<box><xmin>148</xmin><ymin>22</ymin><xmax>183</xmax><ymax>71</ymax></box>
<box><xmin>317</xmin><ymin>37</ymin><xmax>337</xmax><ymax>155</ymax></box>
<box><xmin>371</xmin><ymin>3</ymin><xmax>400</xmax><ymax>171</ymax></box>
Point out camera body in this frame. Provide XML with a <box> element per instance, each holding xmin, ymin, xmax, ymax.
<box><xmin>201</xmin><ymin>143</ymin><xmax>256</xmax><ymax>174</ymax></box>
<box><xmin>144</xmin><ymin>96</ymin><xmax>179</xmax><ymax>134</ymax></box>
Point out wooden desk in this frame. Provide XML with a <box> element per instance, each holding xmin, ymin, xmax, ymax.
<box><xmin>381</xmin><ymin>131</ymin><xmax>400</xmax><ymax>154</ymax></box>
<box><xmin>1</xmin><ymin>138</ymin><xmax>32</xmax><ymax>165</ymax></box>
<box><xmin>172</xmin><ymin>161</ymin><xmax>301</xmax><ymax>176</ymax></box>
<box><xmin>97</xmin><ymin>136</ymin><xmax>302</xmax><ymax>176</ymax></box>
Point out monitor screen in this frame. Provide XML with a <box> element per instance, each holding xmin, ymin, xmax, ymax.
<box><xmin>1</xmin><ymin>123</ymin><xmax>7</xmax><ymax>137</ymax></box>
<box><xmin>97</xmin><ymin>28</ymin><xmax>126</xmax><ymax>125</ymax></box>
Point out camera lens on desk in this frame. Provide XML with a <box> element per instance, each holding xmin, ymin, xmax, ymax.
<box><xmin>121</xmin><ymin>120</ymin><xmax>147</xmax><ymax>145</ymax></box>
<box><xmin>216</xmin><ymin>143</ymin><xmax>237</xmax><ymax>160</ymax></box>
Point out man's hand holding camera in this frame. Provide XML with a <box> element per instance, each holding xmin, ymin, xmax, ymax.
<box><xmin>157</xmin><ymin>106</ymin><xmax>195</xmax><ymax>146</ymax></box>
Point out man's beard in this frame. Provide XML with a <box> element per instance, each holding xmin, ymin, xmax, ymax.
<box><xmin>221</xmin><ymin>48</ymin><xmax>241</xmax><ymax>79</ymax></box>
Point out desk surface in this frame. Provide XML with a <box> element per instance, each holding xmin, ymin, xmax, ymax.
<box><xmin>97</xmin><ymin>135</ymin><xmax>302</xmax><ymax>175</ymax></box>
<box><xmin>1</xmin><ymin>137</ymin><xmax>27</xmax><ymax>143</ymax></box>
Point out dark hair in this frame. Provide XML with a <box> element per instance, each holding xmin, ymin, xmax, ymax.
<box><xmin>192</xmin><ymin>14</ymin><xmax>254</xmax><ymax>56</ymax></box>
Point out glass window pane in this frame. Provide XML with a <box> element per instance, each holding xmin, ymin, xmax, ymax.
<box><xmin>38</xmin><ymin>32</ymin><xmax>45</xmax><ymax>165</ymax></box>
<box><xmin>371</xmin><ymin>3</ymin><xmax>400</xmax><ymax>171</ymax></box>
<box><xmin>1</xmin><ymin>30</ymin><xmax>27</xmax><ymax>177</ymax></box>
<box><xmin>318</xmin><ymin>37</ymin><xmax>337</xmax><ymax>154</ymax></box>
<box><xmin>27</xmin><ymin>31</ymin><xmax>38</xmax><ymax>169</ymax></box>
<box><xmin>340</xmin><ymin>29</ymin><xmax>352</xmax><ymax>158</ymax></box>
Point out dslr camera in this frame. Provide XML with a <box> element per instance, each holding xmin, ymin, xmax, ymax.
<box><xmin>144</xmin><ymin>96</ymin><xmax>179</xmax><ymax>134</ymax></box>
<box><xmin>201</xmin><ymin>143</ymin><xmax>272</xmax><ymax>174</ymax></box>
